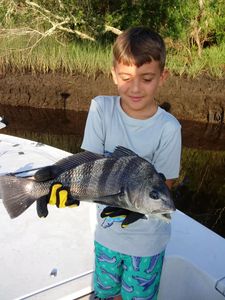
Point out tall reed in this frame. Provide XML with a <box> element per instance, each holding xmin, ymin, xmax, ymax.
<box><xmin>0</xmin><ymin>35</ymin><xmax>224</xmax><ymax>77</ymax></box>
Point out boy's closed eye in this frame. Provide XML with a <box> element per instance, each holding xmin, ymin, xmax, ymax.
<box><xmin>120</xmin><ymin>76</ymin><xmax>131</xmax><ymax>81</ymax></box>
<box><xmin>119</xmin><ymin>75</ymin><xmax>154</xmax><ymax>82</ymax></box>
<box><xmin>143</xmin><ymin>77</ymin><xmax>153</xmax><ymax>82</ymax></box>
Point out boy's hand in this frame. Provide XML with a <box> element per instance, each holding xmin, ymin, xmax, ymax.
<box><xmin>100</xmin><ymin>206</ymin><xmax>146</xmax><ymax>228</ymax></box>
<box><xmin>34</xmin><ymin>166</ymin><xmax>79</xmax><ymax>218</ymax></box>
<box><xmin>36</xmin><ymin>183</ymin><xmax>80</xmax><ymax>217</ymax></box>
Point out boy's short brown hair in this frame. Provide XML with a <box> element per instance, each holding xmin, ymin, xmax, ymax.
<box><xmin>113</xmin><ymin>27</ymin><xmax>166</xmax><ymax>71</ymax></box>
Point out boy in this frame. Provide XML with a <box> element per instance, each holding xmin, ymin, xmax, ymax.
<box><xmin>37</xmin><ymin>27</ymin><xmax>181</xmax><ymax>300</ymax></box>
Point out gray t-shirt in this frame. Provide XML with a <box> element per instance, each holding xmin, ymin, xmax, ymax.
<box><xmin>81</xmin><ymin>96</ymin><xmax>181</xmax><ymax>256</ymax></box>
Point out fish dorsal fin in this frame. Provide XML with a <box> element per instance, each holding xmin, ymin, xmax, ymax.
<box><xmin>111</xmin><ymin>146</ymin><xmax>138</xmax><ymax>158</ymax></box>
<box><xmin>55</xmin><ymin>151</ymin><xmax>102</xmax><ymax>171</ymax></box>
<box><xmin>35</xmin><ymin>151</ymin><xmax>103</xmax><ymax>181</ymax></box>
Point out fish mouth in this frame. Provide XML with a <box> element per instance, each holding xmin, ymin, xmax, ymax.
<box><xmin>152</xmin><ymin>205</ymin><xmax>176</xmax><ymax>215</ymax></box>
<box><xmin>151</xmin><ymin>205</ymin><xmax>176</xmax><ymax>221</ymax></box>
<box><xmin>152</xmin><ymin>212</ymin><xmax>173</xmax><ymax>222</ymax></box>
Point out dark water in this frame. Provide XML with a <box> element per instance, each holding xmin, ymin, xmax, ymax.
<box><xmin>1</xmin><ymin>104</ymin><xmax>225</xmax><ymax>238</ymax></box>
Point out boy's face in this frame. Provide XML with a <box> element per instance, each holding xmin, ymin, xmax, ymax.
<box><xmin>112</xmin><ymin>61</ymin><xmax>168</xmax><ymax>119</ymax></box>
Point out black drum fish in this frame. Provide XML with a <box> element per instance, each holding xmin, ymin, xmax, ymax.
<box><xmin>0</xmin><ymin>146</ymin><xmax>175</xmax><ymax>220</ymax></box>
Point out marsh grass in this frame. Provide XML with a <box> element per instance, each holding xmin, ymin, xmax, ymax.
<box><xmin>0</xmin><ymin>35</ymin><xmax>224</xmax><ymax>77</ymax></box>
<box><xmin>173</xmin><ymin>147</ymin><xmax>225</xmax><ymax>236</ymax></box>
<box><xmin>167</xmin><ymin>43</ymin><xmax>225</xmax><ymax>78</ymax></box>
<box><xmin>179</xmin><ymin>148</ymin><xmax>225</xmax><ymax>194</ymax></box>
<box><xmin>0</xmin><ymin>36</ymin><xmax>112</xmax><ymax>75</ymax></box>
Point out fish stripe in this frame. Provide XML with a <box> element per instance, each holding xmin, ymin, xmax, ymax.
<box><xmin>97</xmin><ymin>158</ymin><xmax>118</xmax><ymax>195</ymax></box>
<box><xmin>102</xmin><ymin>157</ymin><xmax>133</xmax><ymax>197</ymax></box>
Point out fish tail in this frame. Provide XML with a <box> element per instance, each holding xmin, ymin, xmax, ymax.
<box><xmin>0</xmin><ymin>175</ymin><xmax>42</xmax><ymax>218</ymax></box>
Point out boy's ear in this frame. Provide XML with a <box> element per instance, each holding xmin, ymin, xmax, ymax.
<box><xmin>111</xmin><ymin>67</ymin><xmax>118</xmax><ymax>85</ymax></box>
<box><xmin>159</xmin><ymin>68</ymin><xmax>169</xmax><ymax>86</ymax></box>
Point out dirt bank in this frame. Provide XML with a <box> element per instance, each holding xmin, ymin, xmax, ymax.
<box><xmin>0</xmin><ymin>73</ymin><xmax>224</xmax><ymax>123</ymax></box>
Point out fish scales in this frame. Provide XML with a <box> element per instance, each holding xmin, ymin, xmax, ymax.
<box><xmin>100</xmin><ymin>157</ymin><xmax>132</xmax><ymax>194</ymax></box>
<box><xmin>88</xmin><ymin>158</ymin><xmax>119</xmax><ymax>197</ymax></box>
<box><xmin>67</xmin><ymin>158</ymin><xmax>120</xmax><ymax>198</ymax></box>
<box><xmin>69</xmin><ymin>161</ymin><xmax>96</xmax><ymax>197</ymax></box>
<box><xmin>33</xmin><ymin>159</ymin><xmax>122</xmax><ymax>199</ymax></box>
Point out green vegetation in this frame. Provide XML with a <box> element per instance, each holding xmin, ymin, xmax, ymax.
<box><xmin>167</xmin><ymin>43</ymin><xmax>225</xmax><ymax>78</ymax></box>
<box><xmin>0</xmin><ymin>36</ymin><xmax>225</xmax><ymax>78</ymax></box>
<box><xmin>173</xmin><ymin>147</ymin><xmax>225</xmax><ymax>237</ymax></box>
<box><xmin>0</xmin><ymin>36</ymin><xmax>113</xmax><ymax>74</ymax></box>
<box><xmin>0</xmin><ymin>0</ymin><xmax>224</xmax><ymax>77</ymax></box>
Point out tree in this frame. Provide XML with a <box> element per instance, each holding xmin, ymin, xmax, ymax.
<box><xmin>0</xmin><ymin>0</ymin><xmax>224</xmax><ymax>50</ymax></box>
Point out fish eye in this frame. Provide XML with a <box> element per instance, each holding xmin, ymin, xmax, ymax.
<box><xmin>149</xmin><ymin>190</ymin><xmax>160</xmax><ymax>200</ymax></box>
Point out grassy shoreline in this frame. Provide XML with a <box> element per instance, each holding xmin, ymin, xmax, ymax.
<box><xmin>0</xmin><ymin>36</ymin><xmax>224</xmax><ymax>78</ymax></box>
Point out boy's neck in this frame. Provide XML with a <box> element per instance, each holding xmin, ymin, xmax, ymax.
<box><xmin>120</xmin><ymin>98</ymin><xmax>158</xmax><ymax>120</ymax></box>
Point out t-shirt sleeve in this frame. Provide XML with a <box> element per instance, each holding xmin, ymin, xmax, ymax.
<box><xmin>152</xmin><ymin>122</ymin><xmax>181</xmax><ymax>179</ymax></box>
<box><xmin>81</xmin><ymin>97</ymin><xmax>105</xmax><ymax>155</ymax></box>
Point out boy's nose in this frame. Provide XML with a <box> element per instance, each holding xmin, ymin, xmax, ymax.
<box><xmin>130</xmin><ymin>79</ymin><xmax>141</xmax><ymax>93</ymax></box>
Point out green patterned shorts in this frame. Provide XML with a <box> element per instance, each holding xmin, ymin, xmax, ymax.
<box><xmin>94</xmin><ymin>241</ymin><xmax>165</xmax><ymax>300</ymax></box>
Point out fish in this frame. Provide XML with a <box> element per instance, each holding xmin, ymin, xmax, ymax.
<box><xmin>0</xmin><ymin>146</ymin><xmax>175</xmax><ymax>220</ymax></box>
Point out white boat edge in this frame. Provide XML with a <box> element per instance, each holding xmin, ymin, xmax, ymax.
<box><xmin>0</xmin><ymin>116</ymin><xmax>7</xmax><ymax>129</ymax></box>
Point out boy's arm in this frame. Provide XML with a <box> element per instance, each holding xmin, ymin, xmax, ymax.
<box><xmin>165</xmin><ymin>179</ymin><xmax>174</xmax><ymax>189</ymax></box>
<box><xmin>153</xmin><ymin>123</ymin><xmax>182</xmax><ymax>182</ymax></box>
<box><xmin>81</xmin><ymin>97</ymin><xmax>105</xmax><ymax>154</ymax></box>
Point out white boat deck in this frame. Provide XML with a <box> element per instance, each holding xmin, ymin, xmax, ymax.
<box><xmin>0</xmin><ymin>134</ymin><xmax>225</xmax><ymax>300</ymax></box>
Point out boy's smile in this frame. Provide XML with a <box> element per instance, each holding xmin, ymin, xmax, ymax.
<box><xmin>112</xmin><ymin>61</ymin><xmax>168</xmax><ymax>119</ymax></box>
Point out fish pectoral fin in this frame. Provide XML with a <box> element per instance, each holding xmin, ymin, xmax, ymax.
<box><xmin>92</xmin><ymin>188</ymin><xmax>125</xmax><ymax>205</ymax></box>
<box><xmin>95</xmin><ymin>187</ymin><xmax>125</xmax><ymax>200</ymax></box>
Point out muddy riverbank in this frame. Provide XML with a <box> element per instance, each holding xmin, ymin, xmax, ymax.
<box><xmin>0</xmin><ymin>73</ymin><xmax>224</xmax><ymax>124</ymax></box>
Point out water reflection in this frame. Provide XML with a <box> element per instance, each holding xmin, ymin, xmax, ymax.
<box><xmin>0</xmin><ymin>105</ymin><xmax>87</xmax><ymax>153</ymax></box>
<box><xmin>1</xmin><ymin>104</ymin><xmax>225</xmax><ymax>152</ymax></box>
<box><xmin>0</xmin><ymin>104</ymin><xmax>225</xmax><ymax>238</ymax></box>
<box><xmin>0</xmin><ymin>105</ymin><xmax>87</xmax><ymax>136</ymax></box>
